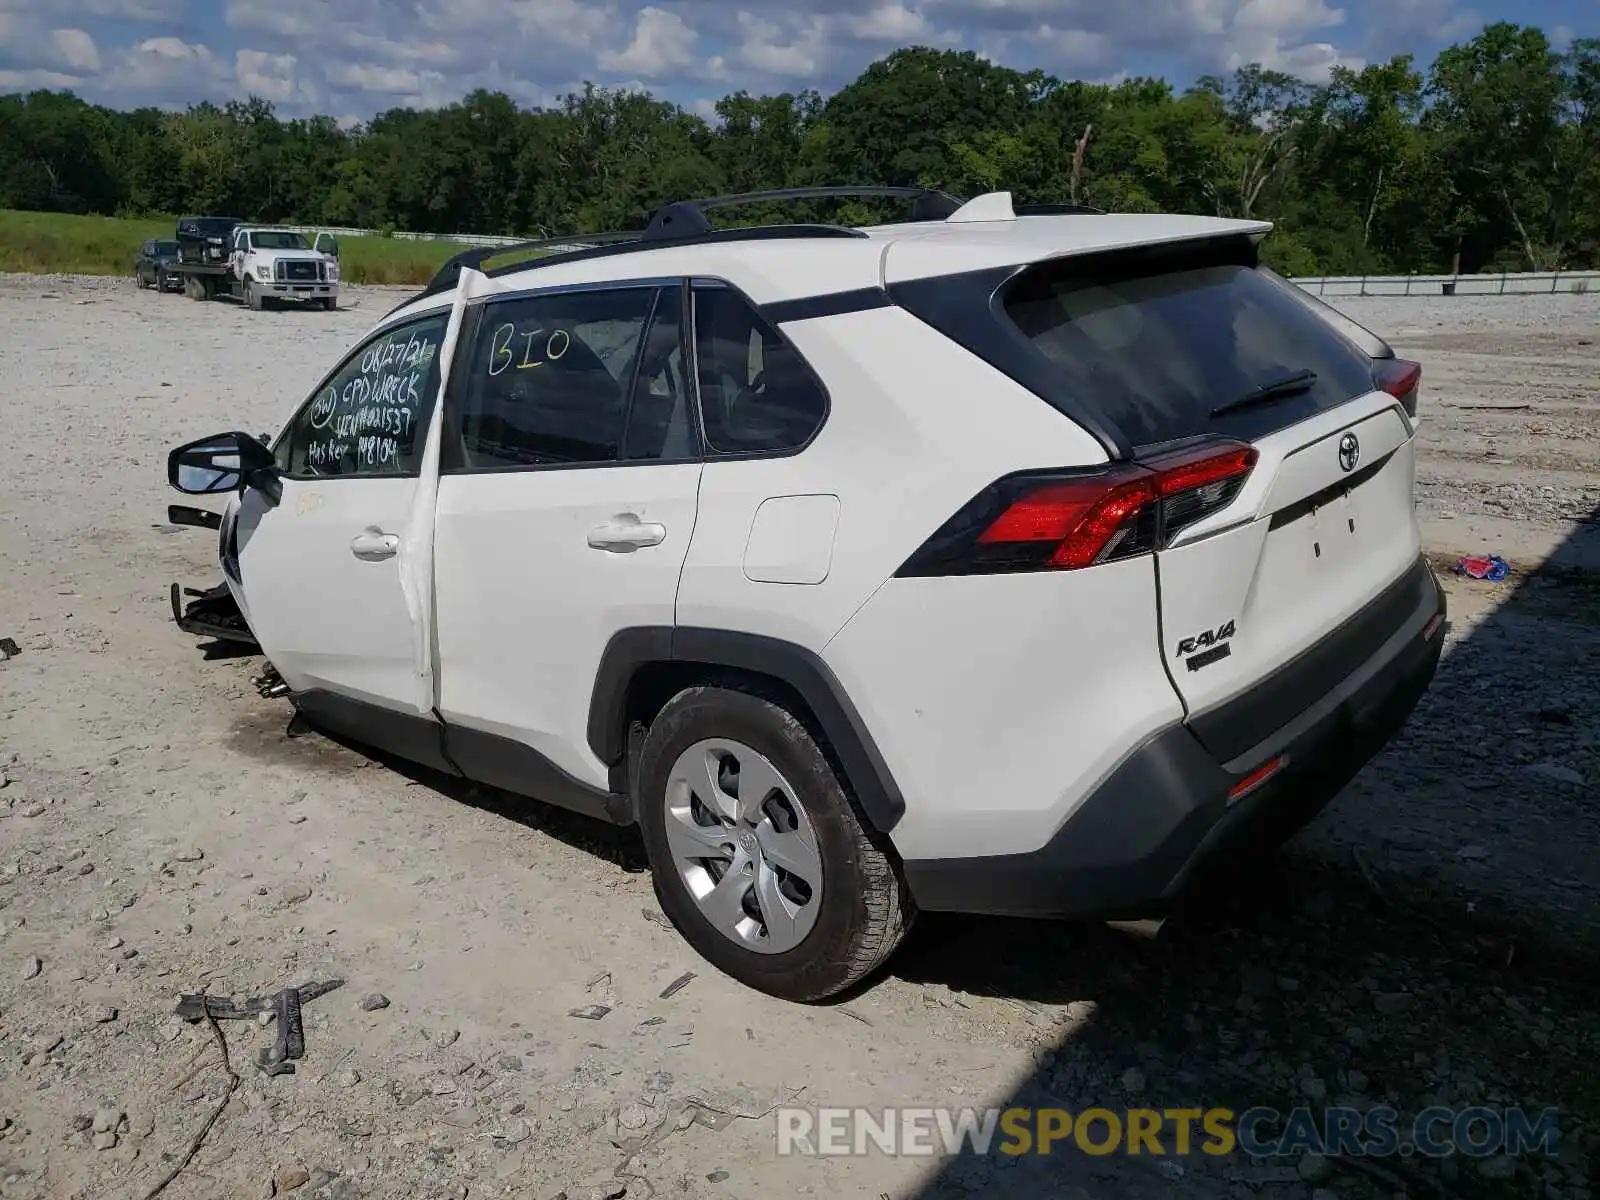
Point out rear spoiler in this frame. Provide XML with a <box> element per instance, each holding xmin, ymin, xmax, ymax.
<box><xmin>1258</xmin><ymin>266</ymin><xmax>1395</xmax><ymax>360</ymax></box>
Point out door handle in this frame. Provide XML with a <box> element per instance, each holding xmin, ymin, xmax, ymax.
<box><xmin>350</xmin><ymin>526</ymin><xmax>400</xmax><ymax>561</ymax></box>
<box><xmin>587</xmin><ymin>514</ymin><xmax>667</xmax><ymax>553</ymax></box>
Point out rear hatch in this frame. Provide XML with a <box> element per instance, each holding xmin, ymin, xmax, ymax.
<box><xmin>895</xmin><ymin>231</ymin><xmax>1426</xmax><ymax>759</ymax></box>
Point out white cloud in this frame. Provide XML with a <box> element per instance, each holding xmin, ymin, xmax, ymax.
<box><xmin>598</xmin><ymin>6</ymin><xmax>699</xmax><ymax>76</ymax></box>
<box><xmin>235</xmin><ymin>48</ymin><xmax>300</xmax><ymax>104</ymax></box>
<box><xmin>1033</xmin><ymin>25</ymin><xmax>1111</xmax><ymax>70</ymax></box>
<box><xmin>734</xmin><ymin>12</ymin><xmax>830</xmax><ymax>78</ymax></box>
<box><xmin>52</xmin><ymin>28</ymin><xmax>102</xmax><ymax>73</ymax></box>
<box><xmin>324</xmin><ymin>61</ymin><xmax>425</xmax><ymax>95</ymax></box>
<box><xmin>842</xmin><ymin>3</ymin><xmax>931</xmax><ymax>41</ymax></box>
<box><xmin>1234</xmin><ymin>0</ymin><xmax>1344</xmax><ymax>33</ymax></box>
<box><xmin>0</xmin><ymin>67</ymin><xmax>85</xmax><ymax>89</ymax></box>
<box><xmin>0</xmin><ymin>0</ymin><xmax>186</xmax><ymax>19</ymax></box>
<box><xmin>1226</xmin><ymin>36</ymin><xmax>1360</xmax><ymax>80</ymax></box>
<box><xmin>101</xmin><ymin>36</ymin><xmax>234</xmax><ymax>102</ymax></box>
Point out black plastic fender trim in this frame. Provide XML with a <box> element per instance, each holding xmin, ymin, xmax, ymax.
<box><xmin>587</xmin><ymin>626</ymin><xmax>907</xmax><ymax>833</ymax></box>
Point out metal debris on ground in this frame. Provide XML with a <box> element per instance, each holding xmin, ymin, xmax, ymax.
<box><xmin>658</xmin><ymin>971</ymin><xmax>695</xmax><ymax>999</ymax></box>
<box><xmin>568</xmin><ymin>1004</ymin><xmax>612</xmax><ymax>1021</ymax></box>
<box><xmin>640</xmin><ymin>908</ymin><xmax>673</xmax><ymax>930</ymax></box>
<box><xmin>173</xmin><ymin>978</ymin><xmax>344</xmax><ymax>1077</ymax></box>
<box><xmin>0</xmin><ymin>638</ymin><xmax>19</xmax><ymax>661</ymax></box>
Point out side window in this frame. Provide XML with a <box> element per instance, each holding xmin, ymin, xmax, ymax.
<box><xmin>692</xmin><ymin>286</ymin><xmax>827</xmax><ymax>455</ymax></box>
<box><xmin>623</xmin><ymin>288</ymin><xmax>695</xmax><ymax>461</ymax></box>
<box><xmin>277</xmin><ymin>310</ymin><xmax>450</xmax><ymax>478</ymax></box>
<box><xmin>454</xmin><ymin>287</ymin><xmax>657</xmax><ymax>469</ymax></box>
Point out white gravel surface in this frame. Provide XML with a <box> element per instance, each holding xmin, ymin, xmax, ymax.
<box><xmin>0</xmin><ymin>275</ymin><xmax>1596</xmax><ymax>1200</ymax></box>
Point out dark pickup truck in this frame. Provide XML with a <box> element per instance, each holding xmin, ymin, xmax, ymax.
<box><xmin>176</xmin><ymin>216</ymin><xmax>243</xmax><ymax>267</ymax></box>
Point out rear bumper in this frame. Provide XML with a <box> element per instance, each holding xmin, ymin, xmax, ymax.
<box><xmin>902</xmin><ymin>553</ymin><xmax>1447</xmax><ymax>919</ymax></box>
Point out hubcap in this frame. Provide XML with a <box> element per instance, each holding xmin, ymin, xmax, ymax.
<box><xmin>663</xmin><ymin>738</ymin><xmax>823</xmax><ymax>955</ymax></box>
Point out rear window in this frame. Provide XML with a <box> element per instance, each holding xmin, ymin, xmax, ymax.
<box><xmin>193</xmin><ymin>218</ymin><xmax>239</xmax><ymax>234</ymax></box>
<box><xmin>1001</xmin><ymin>250</ymin><xmax>1378</xmax><ymax>448</ymax></box>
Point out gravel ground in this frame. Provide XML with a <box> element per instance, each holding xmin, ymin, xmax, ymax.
<box><xmin>1341</xmin><ymin>295</ymin><xmax>1600</xmax><ymax>552</ymax></box>
<box><xmin>0</xmin><ymin>275</ymin><xmax>1596</xmax><ymax>1200</ymax></box>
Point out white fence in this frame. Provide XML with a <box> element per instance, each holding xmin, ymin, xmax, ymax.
<box><xmin>1290</xmin><ymin>271</ymin><xmax>1599</xmax><ymax>297</ymax></box>
<box><xmin>278</xmin><ymin>224</ymin><xmax>529</xmax><ymax>248</ymax></box>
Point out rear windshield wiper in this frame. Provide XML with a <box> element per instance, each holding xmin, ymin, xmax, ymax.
<box><xmin>1211</xmin><ymin>369</ymin><xmax>1319</xmax><ymax>418</ymax></box>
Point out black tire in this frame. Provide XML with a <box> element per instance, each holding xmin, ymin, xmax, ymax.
<box><xmin>634</xmin><ymin>685</ymin><xmax>913</xmax><ymax>1001</ymax></box>
<box><xmin>323</xmin><ymin>297</ymin><xmax>338</xmax><ymax>311</ymax></box>
<box><xmin>136</xmin><ymin>270</ymin><xmax>149</xmax><ymax>289</ymax></box>
<box><xmin>156</xmin><ymin>269</ymin><xmax>170</xmax><ymax>292</ymax></box>
<box><xmin>245</xmin><ymin>279</ymin><xmax>262</xmax><ymax>311</ymax></box>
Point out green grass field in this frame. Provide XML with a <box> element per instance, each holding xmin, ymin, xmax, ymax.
<box><xmin>0</xmin><ymin>210</ymin><xmax>466</xmax><ymax>285</ymax></box>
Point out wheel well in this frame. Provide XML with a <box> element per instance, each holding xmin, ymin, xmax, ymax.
<box><xmin>616</xmin><ymin>662</ymin><xmax>884</xmax><ymax>837</ymax></box>
<box><xmin>591</xmin><ymin>628</ymin><xmax>907</xmax><ymax>835</ymax></box>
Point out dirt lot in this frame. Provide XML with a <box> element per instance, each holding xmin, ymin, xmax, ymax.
<box><xmin>0</xmin><ymin>276</ymin><xmax>1597</xmax><ymax>1200</ymax></box>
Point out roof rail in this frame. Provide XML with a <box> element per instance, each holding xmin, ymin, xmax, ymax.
<box><xmin>410</xmin><ymin>231</ymin><xmax>644</xmax><ymax>305</ymax></box>
<box><xmin>387</xmin><ymin>187</ymin><xmax>1102</xmax><ymax>318</ymax></box>
<box><xmin>643</xmin><ymin>186</ymin><xmax>966</xmax><ymax>239</ymax></box>
<box><xmin>1016</xmin><ymin>202</ymin><xmax>1105</xmax><ymax>216</ymax></box>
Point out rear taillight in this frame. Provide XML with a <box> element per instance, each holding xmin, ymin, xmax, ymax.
<box><xmin>897</xmin><ymin>441</ymin><xmax>1259</xmax><ymax>577</ymax></box>
<box><xmin>1373</xmin><ymin>358</ymin><xmax>1421</xmax><ymax>419</ymax></box>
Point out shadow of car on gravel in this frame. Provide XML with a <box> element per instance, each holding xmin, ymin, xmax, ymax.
<box><xmin>194</xmin><ymin>518</ymin><xmax>1599</xmax><ymax>1200</ymax></box>
<box><xmin>221</xmin><ymin>700</ymin><xmax>652</xmax><ymax>874</ymax></box>
<box><xmin>894</xmin><ymin>508</ymin><xmax>1600</xmax><ymax>1200</ymax></box>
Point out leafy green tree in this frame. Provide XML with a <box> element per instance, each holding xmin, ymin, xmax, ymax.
<box><xmin>3</xmin><ymin>22</ymin><xmax>1599</xmax><ymax>272</ymax></box>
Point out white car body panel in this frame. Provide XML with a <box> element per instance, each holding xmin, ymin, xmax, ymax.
<box><xmin>225</xmin><ymin>288</ymin><xmax>468</xmax><ymax>715</ymax></box>
<box><xmin>433</xmin><ymin>463</ymin><xmax>703</xmax><ymax>785</ymax></box>
<box><xmin>823</xmin><ymin>560</ymin><xmax>1184</xmax><ymax>860</ymax></box>
<box><xmin>430</xmin><ymin>266</ymin><xmax>702</xmax><ymax>787</ymax></box>
<box><xmin>675</xmin><ymin>305</ymin><xmax>1107</xmax><ymax>650</ymax></box>
<box><xmin>231</xmin><ymin>475</ymin><xmax>430</xmax><ymax>714</ymax></box>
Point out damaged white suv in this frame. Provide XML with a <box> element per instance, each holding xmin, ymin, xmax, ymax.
<box><xmin>166</xmin><ymin>187</ymin><xmax>1446</xmax><ymax>1001</ymax></box>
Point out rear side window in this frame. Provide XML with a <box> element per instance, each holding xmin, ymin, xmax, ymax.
<box><xmin>1000</xmin><ymin>251</ymin><xmax>1377</xmax><ymax>448</ymax></box>
<box><xmin>692</xmin><ymin>286</ymin><xmax>827</xmax><ymax>455</ymax></box>
<box><xmin>454</xmin><ymin>287</ymin><xmax>657</xmax><ymax>468</ymax></box>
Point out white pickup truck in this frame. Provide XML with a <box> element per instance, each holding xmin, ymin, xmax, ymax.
<box><xmin>178</xmin><ymin>225</ymin><xmax>341</xmax><ymax>311</ymax></box>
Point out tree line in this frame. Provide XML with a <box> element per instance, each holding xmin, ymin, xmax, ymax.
<box><xmin>2</xmin><ymin>21</ymin><xmax>1597</xmax><ymax>276</ymax></box>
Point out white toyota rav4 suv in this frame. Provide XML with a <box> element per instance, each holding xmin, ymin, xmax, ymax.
<box><xmin>167</xmin><ymin>186</ymin><xmax>1446</xmax><ymax>1001</ymax></box>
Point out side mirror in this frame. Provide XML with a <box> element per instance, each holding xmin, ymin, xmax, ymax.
<box><xmin>168</xmin><ymin>432</ymin><xmax>281</xmax><ymax>504</ymax></box>
<box><xmin>319</xmin><ymin>234</ymin><xmax>340</xmax><ymax>258</ymax></box>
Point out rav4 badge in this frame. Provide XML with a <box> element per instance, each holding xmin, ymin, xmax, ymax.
<box><xmin>1175</xmin><ymin>620</ymin><xmax>1236</xmax><ymax>671</ymax></box>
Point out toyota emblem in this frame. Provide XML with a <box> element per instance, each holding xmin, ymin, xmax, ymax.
<box><xmin>1337</xmin><ymin>431</ymin><xmax>1360</xmax><ymax>473</ymax></box>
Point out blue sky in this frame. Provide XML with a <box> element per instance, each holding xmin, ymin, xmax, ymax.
<box><xmin>0</xmin><ymin>0</ymin><xmax>1591</xmax><ymax>124</ymax></box>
